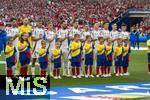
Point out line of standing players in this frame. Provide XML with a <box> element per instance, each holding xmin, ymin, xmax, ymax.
<box><xmin>4</xmin><ymin>18</ymin><xmax>130</xmax><ymax>81</ymax></box>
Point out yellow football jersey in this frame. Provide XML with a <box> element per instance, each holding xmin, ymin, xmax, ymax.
<box><xmin>114</xmin><ymin>46</ymin><xmax>123</xmax><ymax>56</ymax></box>
<box><xmin>5</xmin><ymin>45</ymin><xmax>15</xmax><ymax>58</ymax></box>
<box><xmin>84</xmin><ymin>42</ymin><xmax>92</xmax><ymax>54</ymax></box>
<box><xmin>17</xmin><ymin>41</ymin><xmax>28</xmax><ymax>52</ymax></box>
<box><xmin>97</xmin><ymin>44</ymin><xmax>105</xmax><ymax>55</ymax></box>
<box><xmin>70</xmin><ymin>41</ymin><xmax>81</xmax><ymax>57</ymax></box>
<box><xmin>53</xmin><ymin>48</ymin><xmax>61</xmax><ymax>59</ymax></box>
<box><xmin>123</xmin><ymin>46</ymin><xmax>129</xmax><ymax>56</ymax></box>
<box><xmin>19</xmin><ymin>25</ymin><xmax>32</xmax><ymax>47</ymax></box>
<box><xmin>38</xmin><ymin>48</ymin><xmax>46</xmax><ymax>57</ymax></box>
<box><xmin>147</xmin><ymin>39</ymin><xmax>150</xmax><ymax>53</ymax></box>
<box><xmin>105</xmin><ymin>45</ymin><xmax>112</xmax><ymax>55</ymax></box>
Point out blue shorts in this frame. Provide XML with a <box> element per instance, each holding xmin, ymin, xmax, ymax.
<box><xmin>19</xmin><ymin>50</ymin><xmax>31</xmax><ymax>66</ymax></box>
<box><xmin>105</xmin><ymin>60</ymin><xmax>112</xmax><ymax>67</ymax></box>
<box><xmin>39</xmin><ymin>62</ymin><xmax>48</xmax><ymax>69</ymax></box>
<box><xmin>122</xmin><ymin>60</ymin><xmax>129</xmax><ymax>67</ymax></box>
<box><xmin>71</xmin><ymin>62</ymin><xmax>81</xmax><ymax>67</ymax></box>
<box><xmin>115</xmin><ymin>55</ymin><xmax>122</xmax><ymax>67</ymax></box>
<box><xmin>85</xmin><ymin>57</ymin><xmax>93</xmax><ymax>66</ymax></box>
<box><xmin>6</xmin><ymin>55</ymin><xmax>16</xmax><ymax>68</ymax></box>
<box><xmin>71</xmin><ymin>54</ymin><xmax>81</xmax><ymax>63</ymax></box>
<box><xmin>97</xmin><ymin>58</ymin><xmax>105</xmax><ymax>66</ymax></box>
<box><xmin>54</xmin><ymin>63</ymin><xmax>61</xmax><ymax>68</ymax></box>
<box><xmin>148</xmin><ymin>53</ymin><xmax>150</xmax><ymax>63</ymax></box>
<box><xmin>85</xmin><ymin>53</ymin><xmax>93</xmax><ymax>66</ymax></box>
<box><xmin>6</xmin><ymin>62</ymin><xmax>15</xmax><ymax>68</ymax></box>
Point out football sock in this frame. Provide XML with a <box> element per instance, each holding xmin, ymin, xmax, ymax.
<box><xmin>119</xmin><ymin>67</ymin><xmax>122</xmax><ymax>74</ymax></box>
<box><xmin>96</xmin><ymin>67</ymin><xmax>100</xmax><ymax>75</ymax></box>
<box><xmin>53</xmin><ymin>69</ymin><xmax>56</xmax><ymax>77</ymax></box>
<box><xmin>108</xmin><ymin>67</ymin><xmax>110</xmax><ymax>74</ymax></box>
<box><xmin>76</xmin><ymin>67</ymin><xmax>80</xmax><ymax>75</ymax></box>
<box><xmin>89</xmin><ymin>66</ymin><xmax>92</xmax><ymax>75</ymax></box>
<box><xmin>148</xmin><ymin>63</ymin><xmax>150</xmax><ymax>72</ymax></box>
<box><xmin>7</xmin><ymin>68</ymin><xmax>12</xmax><ymax>77</ymax></box>
<box><xmin>85</xmin><ymin>66</ymin><xmax>88</xmax><ymax>75</ymax></box>
<box><xmin>57</xmin><ymin>69</ymin><xmax>60</xmax><ymax>76</ymax></box>
<box><xmin>41</xmin><ymin>69</ymin><xmax>46</xmax><ymax>77</ymax></box>
<box><xmin>72</xmin><ymin>67</ymin><xmax>75</xmax><ymax>75</ymax></box>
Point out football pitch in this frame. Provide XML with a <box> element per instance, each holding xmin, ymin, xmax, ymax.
<box><xmin>0</xmin><ymin>44</ymin><xmax>149</xmax><ymax>87</ymax></box>
<box><xmin>50</xmin><ymin>49</ymin><xmax>150</xmax><ymax>87</ymax></box>
<box><xmin>0</xmin><ymin>44</ymin><xmax>150</xmax><ymax>99</ymax></box>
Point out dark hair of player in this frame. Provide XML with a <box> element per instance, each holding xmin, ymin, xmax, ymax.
<box><xmin>7</xmin><ymin>37</ymin><xmax>13</xmax><ymax>44</ymax></box>
<box><xmin>121</xmin><ymin>23</ymin><xmax>127</xmax><ymax>27</ymax></box>
<box><xmin>74</xmin><ymin>33</ymin><xmax>80</xmax><ymax>38</ymax></box>
<box><xmin>86</xmin><ymin>35</ymin><xmax>91</xmax><ymax>40</ymax></box>
<box><xmin>103</xmin><ymin>21</ymin><xmax>109</xmax><ymax>25</ymax></box>
<box><xmin>98</xmin><ymin>37</ymin><xmax>103</xmax><ymax>41</ymax></box>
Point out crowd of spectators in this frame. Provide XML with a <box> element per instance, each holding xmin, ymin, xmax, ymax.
<box><xmin>0</xmin><ymin>0</ymin><xmax>150</xmax><ymax>27</ymax></box>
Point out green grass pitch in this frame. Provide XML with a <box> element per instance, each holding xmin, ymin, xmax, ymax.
<box><xmin>50</xmin><ymin>50</ymin><xmax>150</xmax><ymax>87</ymax></box>
<box><xmin>0</xmin><ymin>44</ymin><xmax>149</xmax><ymax>87</ymax></box>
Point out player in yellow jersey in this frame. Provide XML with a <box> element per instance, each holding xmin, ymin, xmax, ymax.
<box><xmin>96</xmin><ymin>37</ymin><xmax>105</xmax><ymax>77</ymax></box>
<box><xmin>70</xmin><ymin>34</ymin><xmax>81</xmax><ymax>78</ymax></box>
<box><xmin>147</xmin><ymin>39</ymin><xmax>150</xmax><ymax>74</ymax></box>
<box><xmin>17</xmin><ymin>18</ymin><xmax>32</xmax><ymax>76</ymax></box>
<box><xmin>114</xmin><ymin>40</ymin><xmax>123</xmax><ymax>76</ymax></box>
<box><xmin>84</xmin><ymin>35</ymin><xmax>94</xmax><ymax>78</ymax></box>
<box><xmin>5</xmin><ymin>37</ymin><xmax>17</xmax><ymax>82</ymax></box>
<box><xmin>105</xmin><ymin>38</ymin><xmax>113</xmax><ymax>77</ymax></box>
<box><xmin>38</xmin><ymin>40</ymin><xmax>49</xmax><ymax>80</ymax></box>
<box><xmin>122</xmin><ymin>39</ymin><xmax>130</xmax><ymax>75</ymax></box>
<box><xmin>52</xmin><ymin>41</ymin><xmax>62</xmax><ymax>79</ymax></box>
<box><xmin>19</xmin><ymin>18</ymin><xmax>32</xmax><ymax>47</ymax></box>
<box><xmin>17</xmin><ymin>33</ymin><xmax>31</xmax><ymax>80</ymax></box>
